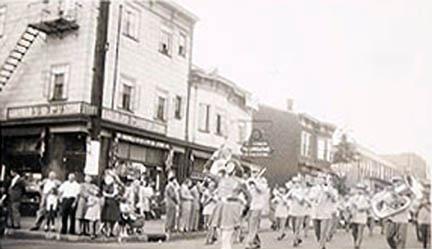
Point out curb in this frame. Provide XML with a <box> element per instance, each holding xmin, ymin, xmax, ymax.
<box><xmin>4</xmin><ymin>228</ymin><xmax>273</xmax><ymax>243</ymax></box>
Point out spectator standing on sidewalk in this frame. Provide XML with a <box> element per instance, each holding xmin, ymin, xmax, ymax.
<box><xmin>138</xmin><ymin>178</ymin><xmax>154</xmax><ymax>219</ymax></box>
<box><xmin>100</xmin><ymin>173</ymin><xmax>120</xmax><ymax>237</ymax></box>
<box><xmin>45</xmin><ymin>186</ymin><xmax>58</xmax><ymax>232</ymax></box>
<box><xmin>76</xmin><ymin>175</ymin><xmax>93</xmax><ymax>236</ymax></box>
<box><xmin>6</xmin><ymin>169</ymin><xmax>25</xmax><ymax>229</ymax></box>
<box><xmin>190</xmin><ymin>182</ymin><xmax>201</xmax><ymax>231</ymax></box>
<box><xmin>179</xmin><ymin>178</ymin><xmax>194</xmax><ymax>232</ymax></box>
<box><xmin>164</xmin><ymin>171</ymin><xmax>179</xmax><ymax>233</ymax></box>
<box><xmin>30</xmin><ymin>171</ymin><xmax>61</xmax><ymax>231</ymax></box>
<box><xmin>58</xmin><ymin>173</ymin><xmax>81</xmax><ymax>235</ymax></box>
<box><xmin>84</xmin><ymin>182</ymin><xmax>101</xmax><ymax>240</ymax></box>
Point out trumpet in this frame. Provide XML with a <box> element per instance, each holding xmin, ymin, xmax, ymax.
<box><xmin>371</xmin><ymin>175</ymin><xmax>424</xmax><ymax>219</ymax></box>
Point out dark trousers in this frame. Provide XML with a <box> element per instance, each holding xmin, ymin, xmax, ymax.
<box><xmin>8</xmin><ymin>201</ymin><xmax>21</xmax><ymax>228</ymax></box>
<box><xmin>419</xmin><ymin>224</ymin><xmax>430</xmax><ymax>249</ymax></box>
<box><xmin>350</xmin><ymin>223</ymin><xmax>365</xmax><ymax>248</ymax></box>
<box><xmin>60</xmin><ymin>198</ymin><xmax>76</xmax><ymax>234</ymax></box>
<box><xmin>386</xmin><ymin>222</ymin><xmax>407</xmax><ymax>249</ymax></box>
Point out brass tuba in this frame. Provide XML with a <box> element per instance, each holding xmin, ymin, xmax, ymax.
<box><xmin>371</xmin><ymin>175</ymin><xmax>424</xmax><ymax>219</ymax></box>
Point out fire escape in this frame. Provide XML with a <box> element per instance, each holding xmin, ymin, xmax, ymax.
<box><xmin>0</xmin><ymin>0</ymin><xmax>80</xmax><ymax>92</ymax></box>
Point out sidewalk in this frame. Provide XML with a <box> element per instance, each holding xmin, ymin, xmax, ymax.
<box><xmin>4</xmin><ymin>216</ymin><xmax>273</xmax><ymax>243</ymax></box>
<box><xmin>3</xmin><ymin>216</ymin><xmax>186</xmax><ymax>242</ymax></box>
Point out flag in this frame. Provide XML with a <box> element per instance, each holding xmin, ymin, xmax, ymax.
<box><xmin>165</xmin><ymin>148</ymin><xmax>174</xmax><ymax>171</ymax></box>
<box><xmin>109</xmin><ymin>136</ymin><xmax>119</xmax><ymax>168</ymax></box>
<box><xmin>36</xmin><ymin>129</ymin><xmax>46</xmax><ymax>159</ymax></box>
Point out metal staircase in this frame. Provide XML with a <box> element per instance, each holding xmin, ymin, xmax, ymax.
<box><xmin>0</xmin><ymin>26</ymin><xmax>39</xmax><ymax>91</ymax></box>
<box><xmin>0</xmin><ymin>0</ymin><xmax>81</xmax><ymax>92</ymax></box>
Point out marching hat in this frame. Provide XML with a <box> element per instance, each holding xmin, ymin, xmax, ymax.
<box><xmin>167</xmin><ymin>170</ymin><xmax>176</xmax><ymax>180</ymax></box>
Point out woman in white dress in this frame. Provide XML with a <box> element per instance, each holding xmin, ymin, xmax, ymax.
<box><xmin>137</xmin><ymin>179</ymin><xmax>154</xmax><ymax>219</ymax></box>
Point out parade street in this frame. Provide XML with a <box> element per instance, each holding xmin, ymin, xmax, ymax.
<box><xmin>1</xmin><ymin>226</ymin><xmax>424</xmax><ymax>249</ymax></box>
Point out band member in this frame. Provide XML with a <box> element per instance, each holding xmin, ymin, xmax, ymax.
<box><xmin>310</xmin><ymin>174</ymin><xmax>338</xmax><ymax>249</ymax></box>
<box><xmin>245</xmin><ymin>170</ymin><xmax>267</xmax><ymax>249</ymax></box>
<box><xmin>272</xmin><ymin>186</ymin><xmax>289</xmax><ymax>240</ymax></box>
<box><xmin>347</xmin><ymin>183</ymin><xmax>370</xmax><ymax>249</ymax></box>
<box><xmin>208</xmin><ymin>160</ymin><xmax>250</xmax><ymax>249</ymax></box>
<box><xmin>415</xmin><ymin>185</ymin><xmax>430</xmax><ymax>249</ymax></box>
<box><xmin>286</xmin><ymin>175</ymin><xmax>308</xmax><ymax>247</ymax></box>
<box><xmin>385</xmin><ymin>177</ymin><xmax>411</xmax><ymax>249</ymax></box>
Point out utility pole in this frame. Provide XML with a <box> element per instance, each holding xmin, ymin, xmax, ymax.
<box><xmin>90</xmin><ymin>0</ymin><xmax>110</xmax><ymax>141</ymax></box>
<box><xmin>88</xmin><ymin>0</ymin><xmax>110</xmax><ymax>178</ymax></box>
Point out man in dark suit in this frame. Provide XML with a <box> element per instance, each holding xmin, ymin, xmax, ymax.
<box><xmin>7</xmin><ymin>169</ymin><xmax>25</xmax><ymax>229</ymax></box>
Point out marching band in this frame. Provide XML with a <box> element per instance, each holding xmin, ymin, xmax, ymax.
<box><xmin>189</xmin><ymin>153</ymin><xmax>431</xmax><ymax>249</ymax></box>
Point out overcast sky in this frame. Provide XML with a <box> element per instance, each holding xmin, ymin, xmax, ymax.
<box><xmin>177</xmin><ymin>0</ymin><xmax>432</xmax><ymax>168</ymax></box>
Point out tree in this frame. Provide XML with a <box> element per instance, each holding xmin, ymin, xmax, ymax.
<box><xmin>332</xmin><ymin>134</ymin><xmax>359</xmax><ymax>164</ymax></box>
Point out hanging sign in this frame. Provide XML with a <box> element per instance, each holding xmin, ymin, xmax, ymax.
<box><xmin>84</xmin><ymin>140</ymin><xmax>100</xmax><ymax>176</ymax></box>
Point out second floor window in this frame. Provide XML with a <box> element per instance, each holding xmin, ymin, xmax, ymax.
<box><xmin>121</xmin><ymin>84</ymin><xmax>133</xmax><ymax>111</ymax></box>
<box><xmin>50</xmin><ymin>65</ymin><xmax>69</xmax><ymax>101</ymax></box>
<box><xmin>216</xmin><ymin>114</ymin><xmax>223</xmax><ymax>135</ymax></box>
<box><xmin>174</xmin><ymin>95</ymin><xmax>182</xmax><ymax>119</ymax></box>
<box><xmin>0</xmin><ymin>6</ymin><xmax>6</xmax><ymax>37</ymax></box>
<box><xmin>238</xmin><ymin>123</ymin><xmax>247</xmax><ymax>143</ymax></box>
<box><xmin>123</xmin><ymin>7</ymin><xmax>139</xmax><ymax>40</ymax></box>
<box><xmin>198</xmin><ymin>103</ymin><xmax>210</xmax><ymax>132</ymax></box>
<box><xmin>156</xmin><ymin>96</ymin><xmax>167</xmax><ymax>121</ymax></box>
<box><xmin>300</xmin><ymin>131</ymin><xmax>311</xmax><ymax>157</ymax></box>
<box><xmin>178</xmin><ymin>33</ymin><xmax>187</xmax><ymax>57</ymax></box>
<box><xmin>159</xmin><ymin>30</ymin><xmax>172</xmax><ymax>56</ymax></box>
<box><xmin>317</xmin><ymin>138</ymin><xmax>326</xmax><ymax>160</ymax></box>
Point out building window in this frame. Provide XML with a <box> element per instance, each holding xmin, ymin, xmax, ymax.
<box><xmin>238</xmin><ymin>122</ymin><xmax>247</xmax><ymax>143</ymax></box>
<box><xmin>300</xmin><ymin>131</ymin><xmax>311</xmax><ymax>157</ymax></box>
<box><xmin>155</xmin><ymin>96</ymin><xmax>167</xmax><ymax>121</ymax></box>
<box><xmin>159</xmin><ymin>30</ymin><xmax>172</xmax><ymax>56</ymax></box>
<box><xmin>198</xmin><ymin>103</ymin><xmax>210</xmax><ymax>132</ymax></box>
<box><xmin>326</xmin><ymin>139</ymin><xmax>332</xmax><ymax>161</ymax></box>
<box><xmin>317</xmin><ymin>138</ymin><xmax>326</xmax><ymax>160</ymax></box>
<box><xmin>174</xmin><ymin>95</ymin><xmax>182</xmax><ymax>120</ymax></box>
<box><xmin>50</xmin><ymin>65</ymin><xmax>69</xmax><ymax>101</ymax></box>
<box><xmin>178</xmin><ymin>33</ymin><xmax>187</xmax><ymax>57</ymax></box>
<box><xmin>121</xmin><ymin>84</ymin><xmax>133</xmax><ymax>111</ymax></box>
<box><xmin>216</xmin><ymin>114</ymin><xmax>223</xmax><ymax>136</ymax></box>
<box><xmin>123</xmin><ymin>7</ymin><xmax>139</xmax><ymax>40</ymax></box>
<box><xmin>0</xmin><ymin>6</ymin><xmax>6</xmax><ymax>37</ymax></box>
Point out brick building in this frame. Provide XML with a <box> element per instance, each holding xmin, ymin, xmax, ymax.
<box><xmin>250</xmin><ymin>104</ymin><xmax>336</xmax><ymax>186</ymax></box>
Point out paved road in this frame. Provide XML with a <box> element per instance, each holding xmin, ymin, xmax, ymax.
<box><xmin>1</xmin><ymin>225</ymin><xmax>425</xmax><ymax>249</ymax></box>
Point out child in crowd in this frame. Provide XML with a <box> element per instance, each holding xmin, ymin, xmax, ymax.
<box><xmin>45</xmin><ymin>187</ymin><xmax>58</xmax><ymax>232</ymax></box>
<box><xmin>84</xmin><ymin>186</ymin><xmax>101</xmax><ymax>240</ymax></box>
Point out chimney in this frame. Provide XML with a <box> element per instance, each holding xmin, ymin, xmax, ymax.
<box><xmin>286</xmin><ymin>98</ymin><xmax>294</xmax><ymax>111</ymax></box>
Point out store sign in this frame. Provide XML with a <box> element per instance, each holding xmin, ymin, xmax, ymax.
<box><xmin>7</xmin><ymin>102</ymin><xmax>97</xmax><ymax>120</ymax></box>
<box><xmin>84</xmin><ymin>140</ymin><xmax>100</xmax><ymax>176</ymax></box>
<box><xmin>102</xmin><ymin>108</ymin><xmax>167</xmax><ymax>135</ymax></box>
<box><xmin>240</xmin><ymin>129</ymin><xmax>272</xmax><ymax>157</ymax></box>
<box><xmin>116</xmin><ymin>133</ymin><xmax>170</xmax><ymax>150</ymax></box>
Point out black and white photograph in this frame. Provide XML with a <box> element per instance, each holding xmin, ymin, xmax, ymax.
<box><xmin>0</xmin><ymin>0</ymin><xmax>430</xmax><ymax>249</ymax></box>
